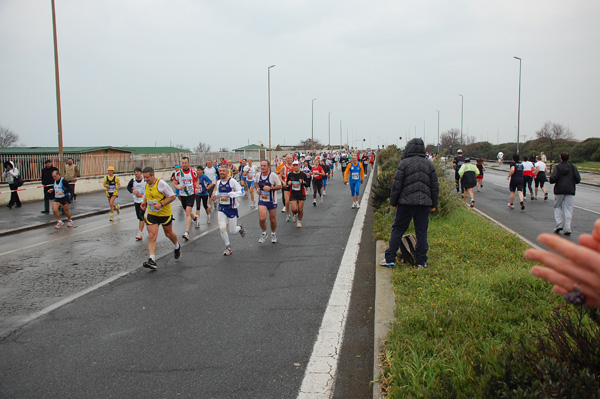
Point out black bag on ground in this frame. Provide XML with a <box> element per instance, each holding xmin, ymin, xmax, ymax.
<box><xmin>397</xmin><ymin>234</ymin><xmax>417</xmax><ymax>265</ymax></box>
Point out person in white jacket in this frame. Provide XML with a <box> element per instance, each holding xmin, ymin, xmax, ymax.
<box><xmin>3</xmin><ymin>161</ymin><xmax>21</xmax><ymax>209</ymax></box>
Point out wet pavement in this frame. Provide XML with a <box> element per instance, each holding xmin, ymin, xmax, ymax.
<box><xmin>0</xmin><ymin>169</ymin><xmax>377</xmax><ymax>398</ymax></box>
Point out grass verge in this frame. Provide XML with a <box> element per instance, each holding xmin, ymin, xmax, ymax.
<box><xmin>377</xmin><ymin>205</ymin><xmax>561</xmax><ymax>398</ymax></box>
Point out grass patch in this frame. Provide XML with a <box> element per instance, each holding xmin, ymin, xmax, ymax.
<box><xmin>574</xmin><ymin>161</ymin><xmax>600</xmax><ymax>172</ymax></box>
<box><xmin>378</xmin><ymin>206</ymin><xmax>562</xmax><ymax>398</ymax></box>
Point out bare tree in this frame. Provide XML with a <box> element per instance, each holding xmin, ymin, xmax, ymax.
<box><xmin>536</xmin><ymin>121</ymin><xmax>574</xmax><ymax>160</ymax></box>
<box><xmin>298</xmin><ymin>138</ymin><xmax>323</xmax><ymax>151</ymax></box>
<box><xmin>0</xmin><ymin>125</ymin><xmax>20</xmax><ymax>147</ymax></box>
<box><xmin>440</xmin><ymin>129</ymin><xmax>461</xmax><ymax>152</ymax></box>
<box><xmin>194</xmin><ymin>142</ymin><xmax>212</xmax><ymax>153</ymax></box>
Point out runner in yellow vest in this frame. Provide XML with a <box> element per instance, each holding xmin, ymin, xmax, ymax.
<box><xmin>140</xmin><ymin>166</ymin><xmax>181</xmax><ymax>270</ymax></box>
<box><xmin>103</xmin><ymin>166</ymin><xmax>120</xmax><ymax>221</ymax></box>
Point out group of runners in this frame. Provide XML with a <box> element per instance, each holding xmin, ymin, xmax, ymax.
<box><xmin>453</xmin><ymin>148</ymin><xmax>550</xmax><ymax>210</ymax></box>
<box><xmin>47</xmin><ymin>151</ymin><xmax>375</xmax><ymax>270</ymax></box>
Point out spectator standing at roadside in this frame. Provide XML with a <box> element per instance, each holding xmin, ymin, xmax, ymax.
<box><xmin>64</xmin><ymin>157</ymin><xmax>80</xmax><ymax>201</ymax></box>
<box><xmin>550</xmin><ymin>152</ymin><xmax>581</xmax><ymax>236</ymax></box>
<box><xmin>41</xmin><ymin>159</ymin><xmax>58</xmax><ymax>214</ymax></box>
<box><xmin>3</xmin><ymin>161</ymin><xmax>21</xmax><ymax>209</ymax></box>
<box><xmin>380</xmin><ymin>138</ymin><xmax>439</xmax><ymax>269</ymax></box>
<box><xmin>541</xmin><ymin>152</ymin><xmax>547</xmax><ymax>163</ymax></box>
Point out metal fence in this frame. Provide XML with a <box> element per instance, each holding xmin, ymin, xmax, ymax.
<box><xmin>1</xmin><ymin>151</ymin><xmax>264</xmax><ymax>183</ymax></box>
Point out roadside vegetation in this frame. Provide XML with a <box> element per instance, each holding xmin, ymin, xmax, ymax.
<box><xmin>373</xmin><ymin>146</ymin><xmax>600</xmax><ymax>398</ymax></box>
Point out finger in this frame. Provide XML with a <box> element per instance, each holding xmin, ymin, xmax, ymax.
<box><xmin>537</xmin><ymin>234</ymin><xmax>600</xmax><ymax>273</ymax></box>
<box><xmin>524</xmin><ymin>248</ymin><xmax>597</xmax><ymax>286</ymax></box>
<box><xmin>593</xmin><ymin>219</ymin><xmax>600</xmax><ymax>242</ymax></box>
<box><xmin>531</xmin><ymin>266</ymin><xmax>576</xmax><ymax>292</ymax></box>
<box><xmin>579</xmin><ymin>234</ymin><xmax>600</xmax><ymax>253</ymax></box>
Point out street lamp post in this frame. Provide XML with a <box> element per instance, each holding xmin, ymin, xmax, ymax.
<box><xmin>436</xmin><ymin>110</ymin><xmax>440</xmax><ymax>154</ymax></box>
<box><xmin>459</xmin><ymin>94</ymin><xmax>464</xmax><ymax>147</ymax></box>
<box><xmin>267</xmin><ymin>65</ymin><xmax>275</xmax><ymax>165</ymax></box>
<box><xmin>514</xmin><ymin>56</ymin><xmax>522</xmax><ymax>155</ymax></box>
<box><xmin>311</xmin><ymin>98</ymin><xmax>317</xmax><ymax>153</ymax></box>
<box><xmin>339</xmin><ymin>120</ymin><xmax>342</xmax><ymax>151</ymax></box>
<box><xmin>51</xmin><ymin>0</ymin><xmax>64</xmax><ymax>173</ymax></box>
<box><xmin>328</xmin><ymin>112</ymin><xmax>331</xmax><ymax>150</ymax></box>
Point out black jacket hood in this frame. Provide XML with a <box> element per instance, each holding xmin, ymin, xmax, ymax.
<box><xmin>403</xmin><ymin>138</ymin><xmax>426</xmax><ymax>159</ymax></box>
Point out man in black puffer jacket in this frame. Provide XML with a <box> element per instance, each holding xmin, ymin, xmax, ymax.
<box><xmin>381</xmin><ymin>138</ymin><xmax>439</xmax><ymax>268</ymax></box>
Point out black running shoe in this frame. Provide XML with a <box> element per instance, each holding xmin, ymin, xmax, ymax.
<box><xmin>238</xmin><ymin>224</ymin><xmax>245</xmax><ymax>238</ymax></box>
<box><xmin>563</xmin><ymin>231</ymin><xmax>572</xmax><ymax>236</ymax></box>
<box><xmin>520</xmin><ymin>202</ymin><xmax>525</xmax><ymax>210</ymax></box>
<box><xmin>143</xmin><ymin>258</ymin><xmax>158</xmax><ymax>270</ymax></box>
<box><xmin>174</xmin><ymin>244</ymin><xmax>182</xmax><ymax>259</ymax></box>
<box><xmin>554</xmin><ymin>227</ymin><xmax>563</xmax><ymax>234</ymax></box>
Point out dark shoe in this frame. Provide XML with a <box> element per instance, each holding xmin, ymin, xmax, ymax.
<box><xmin>520</xmin><ymin>202</ymin><xmax>525</xmax><ymax>210</ymax></box>
<box><xmin>554</xmin><ymin>228</ymin><xmax>563</xmax><ymax>234</ymax></box>
<box><xmin>15</xmin><ymin>204</ymin><xmax>21</xmax><ymax>208</ymax></box>
<box><xmin>41</xmin><ymin>210</ymin><xmax>49</xmax><ymax>214</ymax></box>
<box><xmin>143</xmin><ymin>258</ymin><xmax>158</xmax><ymax>270</ymax></box>
<box><xmin>544</xmin><ymin>193</ymin><xmax>548</xmax><ymax>200</ymax></box>
<box><xmin>174</xmin><ymin>244</ymin><xmax>182</xmax><ymax>259</ymax></box>
<box><xmin>7</xmin><ymin>205</ymin><xmax>12</xmax><ymax>209</ymax></box>
<box><xmin>563</xmin><ymin>231</ymin><xmax>572</xmax><ymax>236</ymax></box>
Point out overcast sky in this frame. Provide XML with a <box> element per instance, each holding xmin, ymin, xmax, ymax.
<box><xmin>1</xmin><ymin>0</ymin><xmax>599</xmax><ymax>151</ymax></box>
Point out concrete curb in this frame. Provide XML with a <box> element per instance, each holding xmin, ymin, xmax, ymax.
<box><xmin>373</xmin><ymin>240</ymin><xmax>396</xmax><ymax>399</ymax></box>
<box><xmin>0</xmin><ymin>203</ymin><xmax>135</xmax><ymax>238</ymax></box>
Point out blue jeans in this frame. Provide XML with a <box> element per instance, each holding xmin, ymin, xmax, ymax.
<box><xmin>384</xmin><ymin>205</ymin><xmax>431</xmax><ymax>265</ymax></box>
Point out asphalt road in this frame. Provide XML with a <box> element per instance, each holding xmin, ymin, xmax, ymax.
<box><xmin>0</xmin><ymin>170</ymin><xmax>376</xmax><ymax>399</ymax></box>
<box><xmin>467</xmin><ymin>167</ymin><xmax>600</xmax><ymax>247</ymax></box>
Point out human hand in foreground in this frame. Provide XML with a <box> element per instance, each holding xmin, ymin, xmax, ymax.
<box><xmin>526</xmin><ymin>219</ymin><xmax>600</xmax><ymax>307</ymax></box>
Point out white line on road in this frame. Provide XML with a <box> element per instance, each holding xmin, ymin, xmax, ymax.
<box><xmin>297</xmin><ymin>171</ymin><xmax>374</xmax><ymax>399</ymax></box>
<box><xmin>574</xmin><ymin>205</ymin><xmax>600</xmax><ymax>216</ymax></box>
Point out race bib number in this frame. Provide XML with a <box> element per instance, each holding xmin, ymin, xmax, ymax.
<box><xmin>148</xmin><ymin>199</ymin><xmax>158</xmax><ymax>213</ymax></box>
<box><xmin>108</xmin><ymin>185</ymin><xmax>116</xmax><ymax>193</ymax></box>
<box><xmin>351</xmin><ymin>172</ymin><xmax>359</xmax><ymax>180</ymax></box>
<box><xmin>291</xmin><ymin>181</ymin><xmax>301</xmax><ymax>191</ymax></box>
<box><xmin>260</xmin><ymin>190</ymin><xmax>271</xmax><ymax>202</ymax></box>
<box><xmin>220</xmin><ymin>193</ymin><xmax>231</xmax><ymax>205</ymax></box>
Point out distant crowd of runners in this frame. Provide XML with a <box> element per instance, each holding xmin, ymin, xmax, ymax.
<box><xmin>8</xmin><ymin>151</ymin><xmax>375</xmax><ymax>270</ymax></box>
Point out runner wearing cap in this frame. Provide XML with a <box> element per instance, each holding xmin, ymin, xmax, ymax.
<box><xmin>279</xmin><ymin>154</ymin><xmax>294</xmax><ymax>219</ymax></box>
<box><xmin>48</xmin><ymin>170</ymin><xmax>74</xmax><ymax>229</ymax></box>
<box><xmin>344</xmin><ymin>154</ymin><xmax>364</xmax><ymax>209</ymax></box>
<box><xmin>311</xmin><ymin>158</ymin><xmax>325</xmax><ymax>206</ymax></box>
<box><xmin>256</xmin><ymin>160</ymin><xmax>282</xmax><ymax>243</ymax></box>
<box><xmin>104</xmin><ymin>166</ymin><xmax>121</xmax><ymax>222</ymax></box>
<box><xmin>173</xmin><ymin>156</ymin><xmax>200</xmax><ymax>241</ymax></box>
<box><xmin>195</xmin><ymin>165</ymin><xmax>214</xmax><ymax>226</ymax></box>
<box><xmin>287</xmin><ymin>160</ymin><xmax>309</xmax><ymax>228</ymax></box>
<box><xmin>204</xmin><ymin>160</ymin><xmax>218</xmax><ymax>210</ymax></box>
<box><xmin>127</xmin><ymin>166</ymin><xmax>147</xmax><ymax>240</ymax></box>
<box><xmin>212</xmin><ymin>164</ymin><xmax>246</xmax><ymax>256</ymax></box>
<box><xmin>453</xmin><ymin>149</ymin><xmax>466</xmax><ymax>195</ymax></box>
<box><xmin>243</xmin><ymin>157</ymin><xmax>259</xmax><ymax>208</ymax></box>
<box><xmin>140</xmin><ymin>166</ymin><xmax>181</xmax><ymax>270</ymax></box>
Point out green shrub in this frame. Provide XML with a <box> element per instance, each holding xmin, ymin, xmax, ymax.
<box><xmin>371</xmin><ymin>146</ymin><xmax>403</xmax><ymax>209</ymax></box>
<box><xmin>568</xmin><ymin>138</ymin><xmax>600</xmax><ymax>163</ymax></box>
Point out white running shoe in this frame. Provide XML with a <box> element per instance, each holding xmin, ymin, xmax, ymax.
<box><xmin>55</xmin><ymin>220</ymin><xmax>64</xmax><ymax>229</ymax></box>
<box><xmin>292</xmin><ymin>214</ymin><xmax>297</xmax><ymax>223</ymax></box>
<box><xmin>258</xmin><ymin>234</ymin><xmax>267</xmax><ymax>244</ymax></box>
<box><xmin>182</xmin><ymin>232</ymin><xmax>190</xmax><ymax>241</ymax></box>
<box><xmin>66</xmin><ymin>220</ymin><xmax>73</xmax><ymax>228</ymax></box>
<box><xmin>351</xmin><ymin>202</ymin><xmax>356</xmax><ymax>209</ymax></box>
<box><xmin>297</xmin><ymin>221</ymin><xmax>302</xmax><ymax>228</ymax></box>
<box><xmin>356</xmin><ymin>202</ymin><xmax>360</xmax><ymax>209</ymax></box>
<box><xmin>281</xmin><ymin>206</ymin><xmax>286</xmax><ymax>213</ymax></box>
<box><xmin>223</xmin><ymin>245</ymin><xmax>233</xmax><ymax>256</ymax></box>
<box><xmin>271</xmin><ymin>233</ymin><xmax>278</xmax><ymax>244</ymax></box>
<box><xmin>135</xmin><ymin>232</ymin><xmax>143</xmax><ymax>241</ymax></box>
<box><xmin>320</xmin><ymin>196</ymin><xmax>323</xmax><ymax>203</ymax></box>
<box><xmin>207</xmin><ymin>214</ymin><xmax>211</xmax><ymax>224</ymax></box>
<box><xmin>196</xmin><ymin>217</ymin><xmax>201</xmax><ymax>228</ymax></box>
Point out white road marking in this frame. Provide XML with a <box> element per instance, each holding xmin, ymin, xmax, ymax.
<box><xmin>297</xmin><ymin>170</ymin><xmax>374</xmax><ymax>399</ymax></box>
<box><xmin>574</xmin><ymin>205</ymin><xmax>600</xmax><ymax>215</ymax></box>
